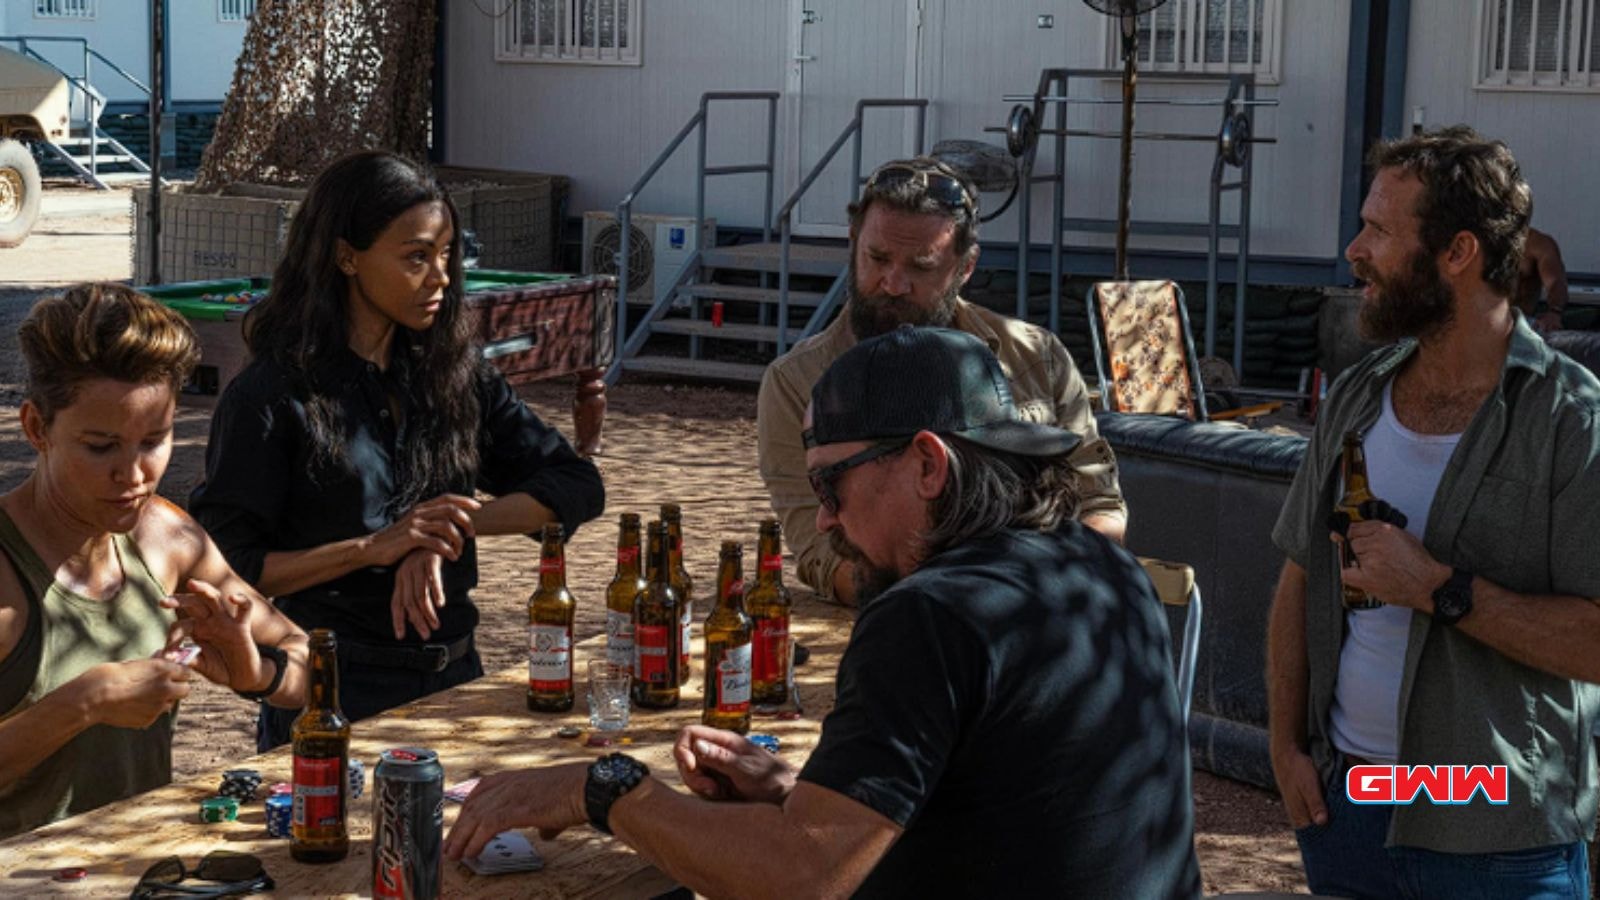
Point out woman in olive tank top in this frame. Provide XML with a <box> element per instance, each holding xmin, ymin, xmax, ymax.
<box><xmin>0</xmin><ymin>283</ymin><xmax>310</xmax><ymax>839</ymax></box>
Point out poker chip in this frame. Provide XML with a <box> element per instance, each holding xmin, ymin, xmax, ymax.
<box><xmin>53</xmin><ymin>867</ymin><xmax>87</xmax><ymax>882</ymax></box>
<box><xmin>556</xmin><ymin>726</ymin><xmax>582</xmax><ymax>739</ymax></box>
<box><xmin>199</xmin><ymin>795</ymin><xmax>240</xmax><ymax>823</ymax></box>
<box><xmin>749</xmin><ymin>734</ymin><xmax>780</xmax><ymax>753</ymax></box>
<box><xmin>776</xmin><ymin>711</ymin><xmax>803</xmax><ymax>721</ymax></box>
<box><xmin>585</xmin><ymin>735</ymin><xmax>612</xmax><ymax>748</ymax></box>
<box><xmin>264</xmin><ymin>794</ymin><xmax>292</xmax><ymax>838</ymax></box>
<box><xmin>218</xmin><ymin>768</ymin><xmax>262</xmax><ymax>802</ymax></box>
<box><xmin>268</xmin><ymin>781</ymin><xmax>292</xmax><ymax>796</ymax></box>
<box><xmin>347</xmin><ymin>759</ymin><xmax>365</xmax><ymax>800</ymax></box>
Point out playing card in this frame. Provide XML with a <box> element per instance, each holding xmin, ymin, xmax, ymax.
<box><xmin>444</xmin><ymin>777</ymin><xmax>480</xmax><ymax>803</ymax></box>
<box><xmin>463</xmin><ymin>831</ymin><xmax>543</xmax><ymax>875</ymax></box>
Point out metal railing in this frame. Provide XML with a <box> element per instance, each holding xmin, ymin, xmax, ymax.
<box><xmin>1</xmin><ymin>34</ymin><xmax>153</xmax><ymax>184</ymax></box>
<box><xmin>772</xmin><ymin>98</ymin><xmax>928</xmax><ymax>354</ymax></box>
<box><xmin>607</xmin><ymin>91</ymin><xmax>779</xmax><ymax>382</ymax></box>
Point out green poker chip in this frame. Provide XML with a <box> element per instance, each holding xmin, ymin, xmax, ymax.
<box><xmin>198</xmin><ymin>795</ymin><xmax>240</xmax><ymax>823</ymax></box>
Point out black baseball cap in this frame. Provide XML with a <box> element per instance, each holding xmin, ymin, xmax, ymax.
<box><xmin>809</xmin><ymin>327</ymin><xmax>1081</xmax><ymax>457</ymax></box>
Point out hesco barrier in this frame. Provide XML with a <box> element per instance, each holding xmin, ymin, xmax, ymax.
<box><xmin>132</xmin><ymin>166</ymin><xmax>569</xmax><ymax>284</ymax></box>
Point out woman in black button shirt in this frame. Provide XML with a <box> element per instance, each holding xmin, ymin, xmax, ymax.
<box><xmin>191</xmin><ymin>151</ymin><xmax>605</xmax><ymax>749</ymax></box>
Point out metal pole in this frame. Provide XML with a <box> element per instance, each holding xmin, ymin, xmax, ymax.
<box><xmin>1016</xmin><ymin>151</ymin><xmax>1030</xmax><ymax>320</ymax></box>
<box><xmin>1050</xmin><ymin>74</ymin><xmax>1066</xmax><ymax>333</ymax></box>
<box><xmin>147</xmin><ymin>0</ymin><xmax>164</xmax><ymax>284</ymax></box>
<box><xmin>1234</xmin><ymin>83</ymin><xmax>1256</xmax><ymax>376</ymax></box>
<box><xmin>691</xmin><ymin>105</ymin><xmax>707</xmax><ymax>361</ymax></box>
<box><xmin>1114</xmin><ymin>16</ymin><xmax>1137</xmax><ymax>281</ymax></box>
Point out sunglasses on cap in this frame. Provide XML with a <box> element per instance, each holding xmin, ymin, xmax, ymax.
<box><xmin>805</xmin><ymin>436</ymin><xmax>912</xmax><ymax>515</ymax></box>
<box><xmin>864</xmin><ymin>164</ymin><xmax>975</xmax><ymax>215</ymax></box>
<box><xmin>130</xmin><ymin>851</ymin><xmax>273</xmax><ymax>899</ymax></box>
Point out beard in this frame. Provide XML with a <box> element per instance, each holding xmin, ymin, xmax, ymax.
<box><xmin>1353</xmin><ymin>249</ymin><xmax>1456</xmax><ymax>343</ymax></box>
<box><xmin>845</xmin><ymin>257</ymin><xmax>962</xmax><ymax>341</ymax></box>
<box><xmin>829</xmin><ymin>529</ymin><xmax>900</xmax><ymax>605</ymax></box>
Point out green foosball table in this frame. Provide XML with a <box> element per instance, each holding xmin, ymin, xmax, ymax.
<box><xmin>140</xmin><ymin>270</ymin><xmax>615</xmax><ymax>455</ymax></box>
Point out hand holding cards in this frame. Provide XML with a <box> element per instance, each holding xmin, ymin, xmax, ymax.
<box><xmin>463</xmin><ymin>831</ymin><xmax>544</xmax><ymax>876</ymax></box>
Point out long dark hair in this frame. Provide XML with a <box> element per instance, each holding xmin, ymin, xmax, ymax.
<box><xmin>244</xmin><ymin>150</ymin><xmax>481</xmax><ymax>507</ymax></box>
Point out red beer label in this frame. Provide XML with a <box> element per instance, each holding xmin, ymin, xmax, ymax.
<box><xmin>292</xmin><ymin>755</ymin><xmax>343</xmax><ymax>827</ymax></box>
<box><xmin>759</xmin><ymin>554</ymin><xmax>782</xmax><ymax>573</ymax></box>
<box><xmin>606</xmin><ymin>610</ymin><xmax>635</xmax><ymax>670</ymax></box>
<box><xmin>539</xmin><ymin>558</ymin><xmax>563</xmax><ymax>575</ymax></box>
<box><xmin>617</xmin><ymin>545</ymin><xmax>639</xmax><ymax>566</ymax></box>
<box><xmin>636</xmin><ymin>625</ymin><xmax>670</xmax><ymax>685</ymax></box>
<box><xmin>753</xmin><ymin>617</ymin><xmax>789</xmax><ymax>683</ymax></box>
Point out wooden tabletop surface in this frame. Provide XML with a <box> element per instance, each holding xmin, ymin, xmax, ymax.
<box><xmin>0</xmin><ymin>596</ymin><xmax>852</xmax><ymax>898</ymax></box>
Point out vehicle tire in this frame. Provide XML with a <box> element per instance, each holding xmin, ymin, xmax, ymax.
<box><xmin>0</xmin><ymin>139</ymin><xmax>43</xmax><ymax>249</ymax></box>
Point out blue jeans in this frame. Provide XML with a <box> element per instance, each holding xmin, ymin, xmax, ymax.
<box><xmin>1295</xmin><ymin>759</ymin><xmax>1589</xmax><ymax>899</ymax></box>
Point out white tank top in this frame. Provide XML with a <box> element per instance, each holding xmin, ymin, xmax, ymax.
<box><xmin>1328</xmin><ymin>381</ymin><xmax>1462</xmax><ymax>763</ymax></box>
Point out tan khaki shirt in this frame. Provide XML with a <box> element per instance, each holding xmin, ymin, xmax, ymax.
<box><xmin>757</xmin><ymin>300</ymin><xmax>1126</xmax><ymax>598</ymax></box>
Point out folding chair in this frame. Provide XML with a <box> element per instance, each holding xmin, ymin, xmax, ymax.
<box><xmin>1138</xmin><ymin>557</ymin><xmax>1202</xmax><ymax>724</ymax></box>
<box><xmin>1086</xmin><ymin>280</ymin><xmax>1209</xmax><ymax>421</ymax></box>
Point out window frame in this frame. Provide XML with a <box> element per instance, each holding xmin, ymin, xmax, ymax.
<box><xmin>33</xmin><ymin>0</ymin><xmax>96</xmax><ymax>19</ymax></box>
<box><xmin>1473</xmin><ymin>0</ymin><xmax>1600</xmax><ymax>92</ymax></box>
<box><xmin>1102</xmin><ymin>0</ymin><xmax>1282</xmax><ymax>85</ymax></box>
<box><xmin>496</xmin><ymin>0</ymin><xmax>643</xmax><ymax>67</ymax></box>
<box><xmin>217</xmin><ymin>0</ymin><xmax>257</xmax><ymax>24</ymax></box>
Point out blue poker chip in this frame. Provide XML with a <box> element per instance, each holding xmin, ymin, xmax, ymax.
<box><xmin>264</xmin><ymin>794</ymin><xmax>292</xmax><ymax>838</ymax></box>
<box><xmin>749</xmin><ymin>734</ymin><xmax>780</xmax><ymax>753</ymax></box>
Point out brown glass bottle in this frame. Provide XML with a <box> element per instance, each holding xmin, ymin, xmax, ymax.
<box><xmin>606</xmin><ymin>513</ymin><xmax>646</xmax><ymax>672</ymax></box>
<box><xmin>703</xmin><ymin>541</ymin><xmax>753</xmax><ymax>733</ymax></box>
<box><xmin>291</xmin><ymin>628</ymin><xmax>350</xmax><ymax>863</ymax></box>
<box><xmin>632</xmin><ymin>521</ymin><xmax>681</xmax><ymax>709</ymax></box>
<box><xmin>527</xmin><ymin>523</ymin><xmax>576</xmax><ymax>712</ymax></box>
<box><xmin>1338</xmin><ymin>431</ymin><xmax>1383</xmax><ymax>611</ymax></box>
<box><xmin>746</xmin><ymin>518</ymin><xmax>794</xmax><ymax>706</ymax></box>
<box><xmin>661</xmin><ymin>503</ymin><xmax>695</xmax><ymax>685</ymax></box>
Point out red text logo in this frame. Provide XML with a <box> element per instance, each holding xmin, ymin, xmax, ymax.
<box><xmin>1346</xmin><ymin>765</ymin><xmax>1509</xmax><ymax>805</ymax></box>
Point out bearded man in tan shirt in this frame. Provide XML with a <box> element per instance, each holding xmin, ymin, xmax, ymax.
<box><xmin>758</xmin><ymin>157</ymin><xmax>1126</xmax><ymax>604</ymax></box>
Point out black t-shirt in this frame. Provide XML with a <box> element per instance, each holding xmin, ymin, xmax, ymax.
<box><xmin>799</xmin><ymin>525</ymin><xmax>1201</xmax><ymax>899</ymax></box>
<box><xmin>189</xmin><ymin>350</ymin><xmax>604</xmax><ymax>645</ymax></box>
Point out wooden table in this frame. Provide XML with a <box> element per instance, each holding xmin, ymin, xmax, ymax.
<box><xmin>0</xmin><ymin>597</ymin><xmax>852</xmax><ymax>898</ymax></box>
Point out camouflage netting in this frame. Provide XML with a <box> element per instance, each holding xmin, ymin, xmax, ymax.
<box><xmin>194</xmin><ymin>0</ymin><xmax>436</xmax><ymax>191</ymax></box>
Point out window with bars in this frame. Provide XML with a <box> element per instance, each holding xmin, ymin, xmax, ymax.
<box><xmin>1477</xmin><ymin>0</ymin><xmax>1600</xmax><ymax>89</ymax></box>
<box><xmin>497</xmin><ymin>0</ymin><xmax>641</xmax><ymax>66</ymax></box>
<box><xmin>1106</xmin><ymin>0</ymin><xmax>1281</xmax><ymax>83</ymax></box>
<box><xmin>218</xmin><ymin>0</ymin><xmax>257</xmax><ymax>23</ymax></box>
<box><xmin>34</xmin><ymin>0</ymin><xmax>95</xmax><ymax>18</ymax></box>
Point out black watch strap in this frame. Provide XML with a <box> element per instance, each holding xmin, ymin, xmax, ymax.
<box><xmin>235</xmin><ymin>643</ymin><xmax>288</xmax><ymax>702</ymax></box>
<box><xmin>586</xmin><ymin>753</ymin><xmax>649</xmax><ymax>835</ymax></box>
<box><xmin>1431</xmin><ymin>567</ymin><xmax>1474</xmax><ymax>627</ymax></box>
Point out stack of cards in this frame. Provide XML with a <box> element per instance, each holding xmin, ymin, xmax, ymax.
<box><xmin>463</xmin><ymin>831</ymin><xmax>545</xmax><ymax>876</ymax></box>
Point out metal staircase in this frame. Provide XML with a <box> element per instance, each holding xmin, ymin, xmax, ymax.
<box><xmin>605</xmin><ymin>94</ymin><xmax>927</xmax><ymax>385</ymax></box>
<box><xmin>0</xmin><ymin>35</ymin><xmax>157</xmax><ymax>190</ymax></box>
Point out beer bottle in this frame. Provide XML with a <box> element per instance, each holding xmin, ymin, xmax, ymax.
<box><xmin>702</xmin><ymin>541</ymin><xmax>753</xmax><ymax>733</ymax></box>
<box><xmin>1338</xmin><ymin>431</ymin><xmax>1383</xmax><ymax>611</ymax></box>
<box><xmin>291</xmin><ymin>628</ymin><xmax>350</xmax><ymax>863</ymax></box>
<box><xmin>527</xmin><ymin>523</ymin><xmax>576</xmax><ymax>712</ymax></box>
<box><xmin>606</xmin><ymin>513</ymin><xmax>646</xmax><ymax>672</ymax></box>
<box><xmin>633</xmin><ymin>521</ymin><xmax>681</xmax><ymax>709</ymax></box>
<box><xmin>746</xmin><ymin>518</ymin><xmax>794</xmax><ymax>706</ymax></box>
<box><xmin>661</xmin><ymin>503</ymin><xmax>695</xmax><ymax>685</ymax></box>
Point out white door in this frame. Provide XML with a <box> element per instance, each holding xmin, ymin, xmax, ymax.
<box><xmin>787</xmin><ymin>0</ymin><xmax>924</xmax><ymax>236</ymax></box>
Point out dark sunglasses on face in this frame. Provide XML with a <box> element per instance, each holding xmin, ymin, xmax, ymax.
<box><xmin>130</xmin><ymin>851</ymin><xmax>272</xmax><ymax>899</ymax></box>
<box><xmin>806</xmin><ymin>438</ymin><xmax>912</xmax><ymax>514</ymax></box>
<box><xmin>864</xmin><ymin>164</ymin><xmax>976</xmax><ymax>215</ymax></box>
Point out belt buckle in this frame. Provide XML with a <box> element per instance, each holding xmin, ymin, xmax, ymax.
<box><xmin>422</xmin><ymin>643</ymin><xmax>450</xmax><ymax>673</ymax></box>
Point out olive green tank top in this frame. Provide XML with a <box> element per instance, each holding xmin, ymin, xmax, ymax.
<box><xmin>0</xmin><ymin>507</ymin><xmax>175</xmax><ymax>839</ymax></box>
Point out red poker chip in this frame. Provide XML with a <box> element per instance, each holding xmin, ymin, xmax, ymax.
<box><xmin>54</xmin><ymin>867</ymin><xmax>87</xmax><ymax>882</ymax></box>
<box><xmin>584</xmin><ymin>735</ymin><xmax>612</xmax><ymax>748</ymax></box>
<box><xmin>776</xmin><ymin>711</ymin><xmax>802</xmax><ymax>721</ymax></box>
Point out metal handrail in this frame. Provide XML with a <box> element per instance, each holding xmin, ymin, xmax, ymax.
<box><xmin>2</xmin><ymin>34</ymin><xmax>154</xmax><ymax>183</ymax></box>
<box><xmin>774</xmin><ymin>98</ymin><xmax>927</xmax><ymax>354</ymax></box>
<box><xmin>608</xmin><ymin>91</ymin><xmax>779</xmax><ymax>381</ymax></box>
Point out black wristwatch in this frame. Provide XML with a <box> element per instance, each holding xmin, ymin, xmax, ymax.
<box><xmin>585</xmin><ymin>753</ymin><xmax>649</xmax><ymax>835</ymax></box>
<box><xmin>1430</xmin><ymin>567</ymin><xmax>1474</xmax><ymax>626</ymax></box>
<box><xmin>235</xmin><ymin>643</ymin><xmax>288</xmax><ymax>702</ymax></box>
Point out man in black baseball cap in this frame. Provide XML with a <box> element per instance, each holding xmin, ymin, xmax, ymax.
<box><xmin>445</xmin><ymin>327</ymin><xmax>1200</xmax><ymax>899</ymax></box>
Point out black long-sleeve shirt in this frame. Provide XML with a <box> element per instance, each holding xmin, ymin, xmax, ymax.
<box><xmin>189</xmin><ymin>350</ymin><xmax>605</xmax><ymax>646</ymax></box>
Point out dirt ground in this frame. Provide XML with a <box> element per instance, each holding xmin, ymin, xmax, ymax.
<box><xmin>0</xmin><ymin>187</ymin><xmax>1308</xmax><ymax>895</ymax></box>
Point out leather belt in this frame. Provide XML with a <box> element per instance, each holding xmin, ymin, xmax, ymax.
<box><xmin>340</xmin><ymin>635</ymin><xmax>472</xmax><ymax>673</ymax></box>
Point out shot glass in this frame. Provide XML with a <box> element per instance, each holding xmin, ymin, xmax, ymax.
<box><xmin>587</xmin><ymin>659</ymin><xmax>631</xmax><ymax>732</ymax></box>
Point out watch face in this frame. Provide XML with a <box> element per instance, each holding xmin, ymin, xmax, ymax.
<box><xmin>593</xmin><ymin>758</ymin><xmax>621</xmax><ymax>784</ymax></box>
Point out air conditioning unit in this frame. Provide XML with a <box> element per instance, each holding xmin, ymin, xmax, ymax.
<box><xmin>582</xmin><ymin>212</ymin><xmax>716</xmax><ymax>305</ymax></box>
